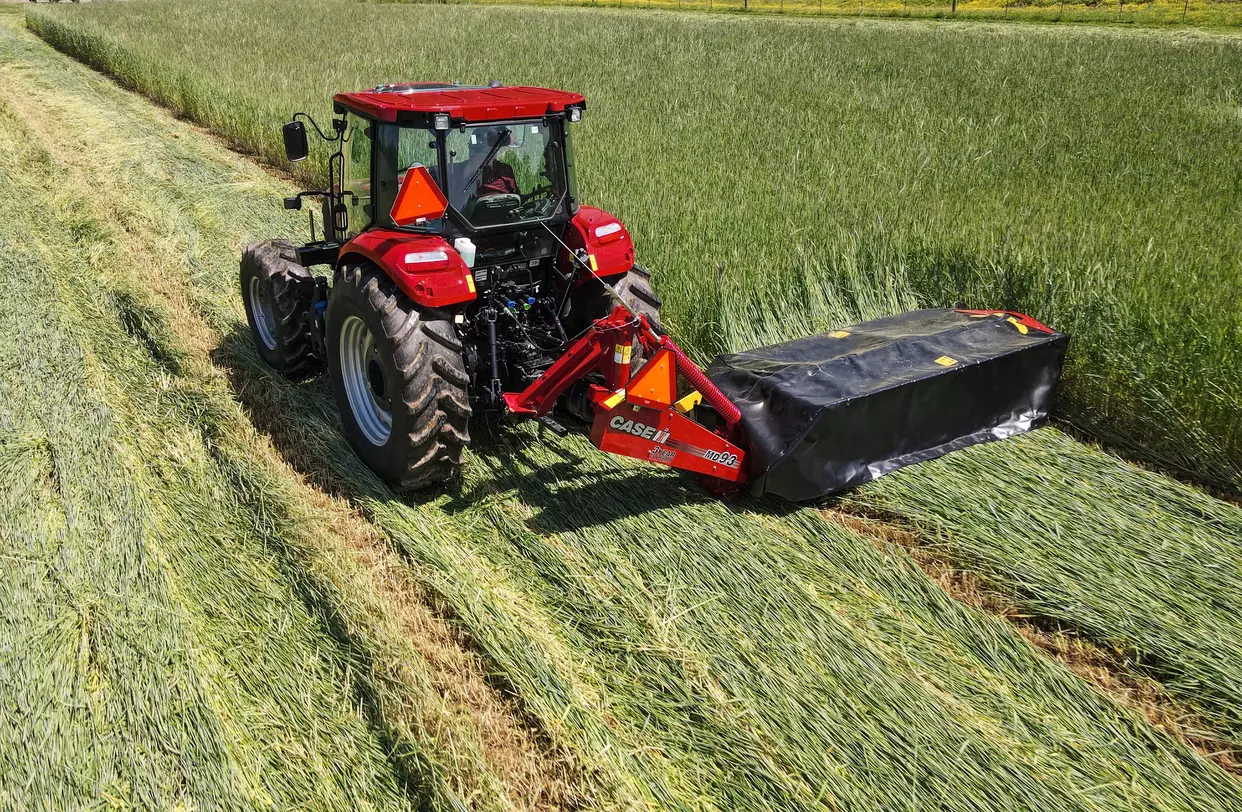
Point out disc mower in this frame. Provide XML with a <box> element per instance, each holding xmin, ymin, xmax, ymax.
<box><xmin>240</xmin><ymin>83</ymin><xmax>1067</xmax><ymax>501</ymax></box>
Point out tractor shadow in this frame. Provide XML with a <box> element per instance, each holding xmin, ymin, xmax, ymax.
<box><xmin>214</xmin><ymin>326</ymin><xmax>735</xmax><ymax>533</ymax></box>
<box><xmin>448</xmin><ymin>421</ymin><xmax>722</xmax><ymax>533</ymax></box>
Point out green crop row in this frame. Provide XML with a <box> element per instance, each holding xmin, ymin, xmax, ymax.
<box><xmin>16</xmin><ymin>2</ymin><xmax>1242</xmax><ymax>807</ymax></box>
<box><xmin>440</xmin><ymin>0</ymin><xmax>1242</xmax><ymax>28</ymax></box>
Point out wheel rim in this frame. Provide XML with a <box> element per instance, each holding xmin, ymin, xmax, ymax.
<box><xmin>339</xmin><ymin>314</ymin><xmax>392</xmax><ymax>446</ymax></box>
<box><xmin>248</xmin><ymin>276</ymin><xmax>278</xmax><ymax>351</ymax></box>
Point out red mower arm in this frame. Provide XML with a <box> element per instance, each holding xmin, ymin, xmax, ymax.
<box><xmin>503</xmin><ymin>306</ymin><xmax>749</xmax><ymax>489</ymax></box>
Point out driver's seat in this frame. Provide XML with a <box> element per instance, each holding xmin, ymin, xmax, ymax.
<box><xmin>462</xmin><ymin>193</ymin><xmax>521</xmax><ymax>226</ymax></box>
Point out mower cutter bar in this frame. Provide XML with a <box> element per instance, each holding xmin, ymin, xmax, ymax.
<box><xmin>506</xmin><ymin>306</ymin><xmax>1067</xmax><ymax>502</ymax></box>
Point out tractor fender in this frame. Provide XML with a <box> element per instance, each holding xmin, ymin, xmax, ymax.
<box><xmin>560</xmin><ymin>206</ymin><xmax>636</xmax><ymax>281</ymax></box>
<box><xmin>337</xmin><ymin>229</ymin><xmax>476</xmax><ymax>308</ymax></box>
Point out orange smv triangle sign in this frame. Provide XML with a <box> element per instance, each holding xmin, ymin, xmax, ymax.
<box><xmin>626</xmin><ymin>348</ymin><xmax>676</xmax><ymax>409</ymax></box>
<box><xmin>391</xmin><ymin>165</ymin><xmax>448</xmax><ymax>227</ymax></box>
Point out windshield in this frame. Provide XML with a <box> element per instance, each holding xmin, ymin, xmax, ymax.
<box><xmin>445</xmin><ymin>121</ymin><xmax>565</xmax><ymax>228</ymax></box>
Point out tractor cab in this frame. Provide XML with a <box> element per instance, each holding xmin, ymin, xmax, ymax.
<box><xmin>290</xmin><ymin>83</ymin><xmax>584</xmax><ymax>249</ymax></box>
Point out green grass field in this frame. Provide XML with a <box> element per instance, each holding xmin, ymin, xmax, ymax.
<box><xmin>31</xmin><ymin>0</ymin><xmax>1242</xmax><ymax>492</ymax></box>
<box><xmin>12</xmin><ymin>0</ymin><xmax>1242</xmax><ymax>807</ymax></box>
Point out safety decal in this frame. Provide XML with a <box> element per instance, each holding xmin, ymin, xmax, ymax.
<box><xmin>934</xmin><ymin>356</ymin><xmax>959</xmax><ymax>367</ymax></box>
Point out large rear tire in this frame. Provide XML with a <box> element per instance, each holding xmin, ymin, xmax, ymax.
<box><xmin>612</xmin><ymin>265</ymin><xmax>663</xmax><ymax>337</ymax></box>
<box><xmin>240</xmin><ymin>239</ymin><xmax>319</xmax><ymax>376</ymax></box>
<box><xmin>327</xmin><ymin>262</ymin><xmax>471</xmax><ymax>492</ymax></box>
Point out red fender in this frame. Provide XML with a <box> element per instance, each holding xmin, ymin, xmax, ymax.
<box><xmin>339</xmin><ymin>228</ymin><xmax>476</xmax><ymax>308</ymax></box>
<box><xmin>559</xmin><ymin>206</ymin><xmax>636</xmax><ymax>281</ymax></box>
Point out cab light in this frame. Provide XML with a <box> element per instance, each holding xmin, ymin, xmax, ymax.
<box><xmin>568</xmin><ymin>106</ymin><xmax>582</xmax><ymax>123</ymax></box>
<box><xmin>433</xmin><ymin>113</ymin><xmax>451</xmax><ymax>130</ymax></box>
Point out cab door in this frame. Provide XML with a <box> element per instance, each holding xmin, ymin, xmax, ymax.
<box><xmin>340</xmin><ymin>113</ymin><xmax>373</xmax><ymax>239</ymax></box>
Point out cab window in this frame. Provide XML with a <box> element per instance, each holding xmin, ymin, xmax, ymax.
<box><xmin>341</xmin><ymin>113</ymin><xmax>372</xmax><ymax>239</ymax></box>
<box><xmin>374</xmin><ymin>123</ymin><xmax>441</xmax><ymax>230</ymax></box>
<box><xmin>445</xmin><ymin>122</ymin><xmax>564</xmax><ymax>228</ymax></box>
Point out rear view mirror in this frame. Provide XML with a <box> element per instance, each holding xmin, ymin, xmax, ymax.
<box><xmin>282</xmin><ymin>121</ymin><xmax>309</xmax><ymax>162</ymax></box>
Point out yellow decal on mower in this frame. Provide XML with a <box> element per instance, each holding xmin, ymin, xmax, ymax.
<box><xmin>601</xmin><ymin>389</ymin><xmax>626</xmax><ymax>410</ymax></box>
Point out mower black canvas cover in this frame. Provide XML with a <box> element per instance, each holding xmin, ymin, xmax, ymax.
<box><xmin>707</xmin><ymin>309</ymin><xmax>1068</xmax><ymax>502</ymax></box>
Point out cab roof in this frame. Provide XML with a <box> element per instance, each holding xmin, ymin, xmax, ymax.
<box><xmin>333</xmin><ymin>83</ymin><xmax>586</xmax><ymax>125</ymax></box>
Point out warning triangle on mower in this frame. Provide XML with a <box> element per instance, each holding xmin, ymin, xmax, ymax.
<box><xmin>626</xmin><ymin>347</ymin><xmax>676</xmax><ymax>409</ymax></box>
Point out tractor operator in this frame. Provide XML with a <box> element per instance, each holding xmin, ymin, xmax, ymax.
<box><xmin>468</xmin><ymin>126</ymin><xmax>519</xmax><ymax>198</ymax></box>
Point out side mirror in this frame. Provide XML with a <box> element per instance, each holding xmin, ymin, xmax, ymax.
<box><xmin>282</xmin><ymin>121</ymin><xmax>309</xmax><ymax>163</ymax></box>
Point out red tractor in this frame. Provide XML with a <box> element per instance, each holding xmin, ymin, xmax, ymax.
<box><xmin>242</xmin><ymin>83</ymin><xmax>1067</xmax><ymax>501</ymax></box>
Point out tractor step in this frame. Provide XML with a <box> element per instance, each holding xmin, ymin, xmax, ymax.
<box><xmin>707</xmin><ymin>309</ymin><xmax>1068</xmax><ymax>502</ymax></box>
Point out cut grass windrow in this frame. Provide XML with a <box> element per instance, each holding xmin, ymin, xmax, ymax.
<box><xmin>847</xmin><ymin>430</ymin><xmax>1242</xmax><ymax>745</ymax></box>
<box><xmin>9</xmin><ymin>7</ymin><xmax>1242</xmax><ymax>808</ymax></box>
<box><xmin>0</xmin><ymin>107</ymin><xmax>419</xmax><ymax>812</ymax></box>
<box><xmin>0</xmin><ymin>10</ymin><xmax>576</xmax><ymax>810</ymax></box>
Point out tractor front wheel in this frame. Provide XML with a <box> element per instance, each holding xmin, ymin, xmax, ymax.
<box><xmin>240</xmin><ymin>240</ymin><xmax>319</xmax><ymax>376</ymax></box>
<box><xmin>326</xmin><ymin>262</ymin><xmax>471</xmax><ymax>492</ymax></box>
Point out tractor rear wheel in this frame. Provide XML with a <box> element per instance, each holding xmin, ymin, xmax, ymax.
<box><xmin>240</xmin><ymin>239</ymin><xmax>319</xmax><ymax>376</ymax></box>
<box><xmin>326</xmin><ymin>261</ymin><xmax>471</xmax><ymax>492</ymax></box>
<box><xmin>612</xmin><ymin>265</ymin><xmax>663</xmax><ymax>337</ymax></box>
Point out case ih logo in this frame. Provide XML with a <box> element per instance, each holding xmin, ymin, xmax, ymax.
<box><xmin>610</xmin><ymin>416</ymin><xmax>740</xmax><ymax>469</ymax></box>
<box><xmin>609</xmin><ymin>415</ymin><xmax>671</xmax><ymax>444</ymax></box>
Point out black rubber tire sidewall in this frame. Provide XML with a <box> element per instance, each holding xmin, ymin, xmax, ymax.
<box><xmin>240</xmin><ymin>253</ymin><xmax>286</xmax><ymax>370</ymax></box>
<box><xmin>326</xmin><ymin>278</ymin><xmax>411</xmax><ymax>483</ymax></box>
<box><xmin>239</xmin><ymin>239</ymin><xmax>318</xmax><ymax>375</ymax></box>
